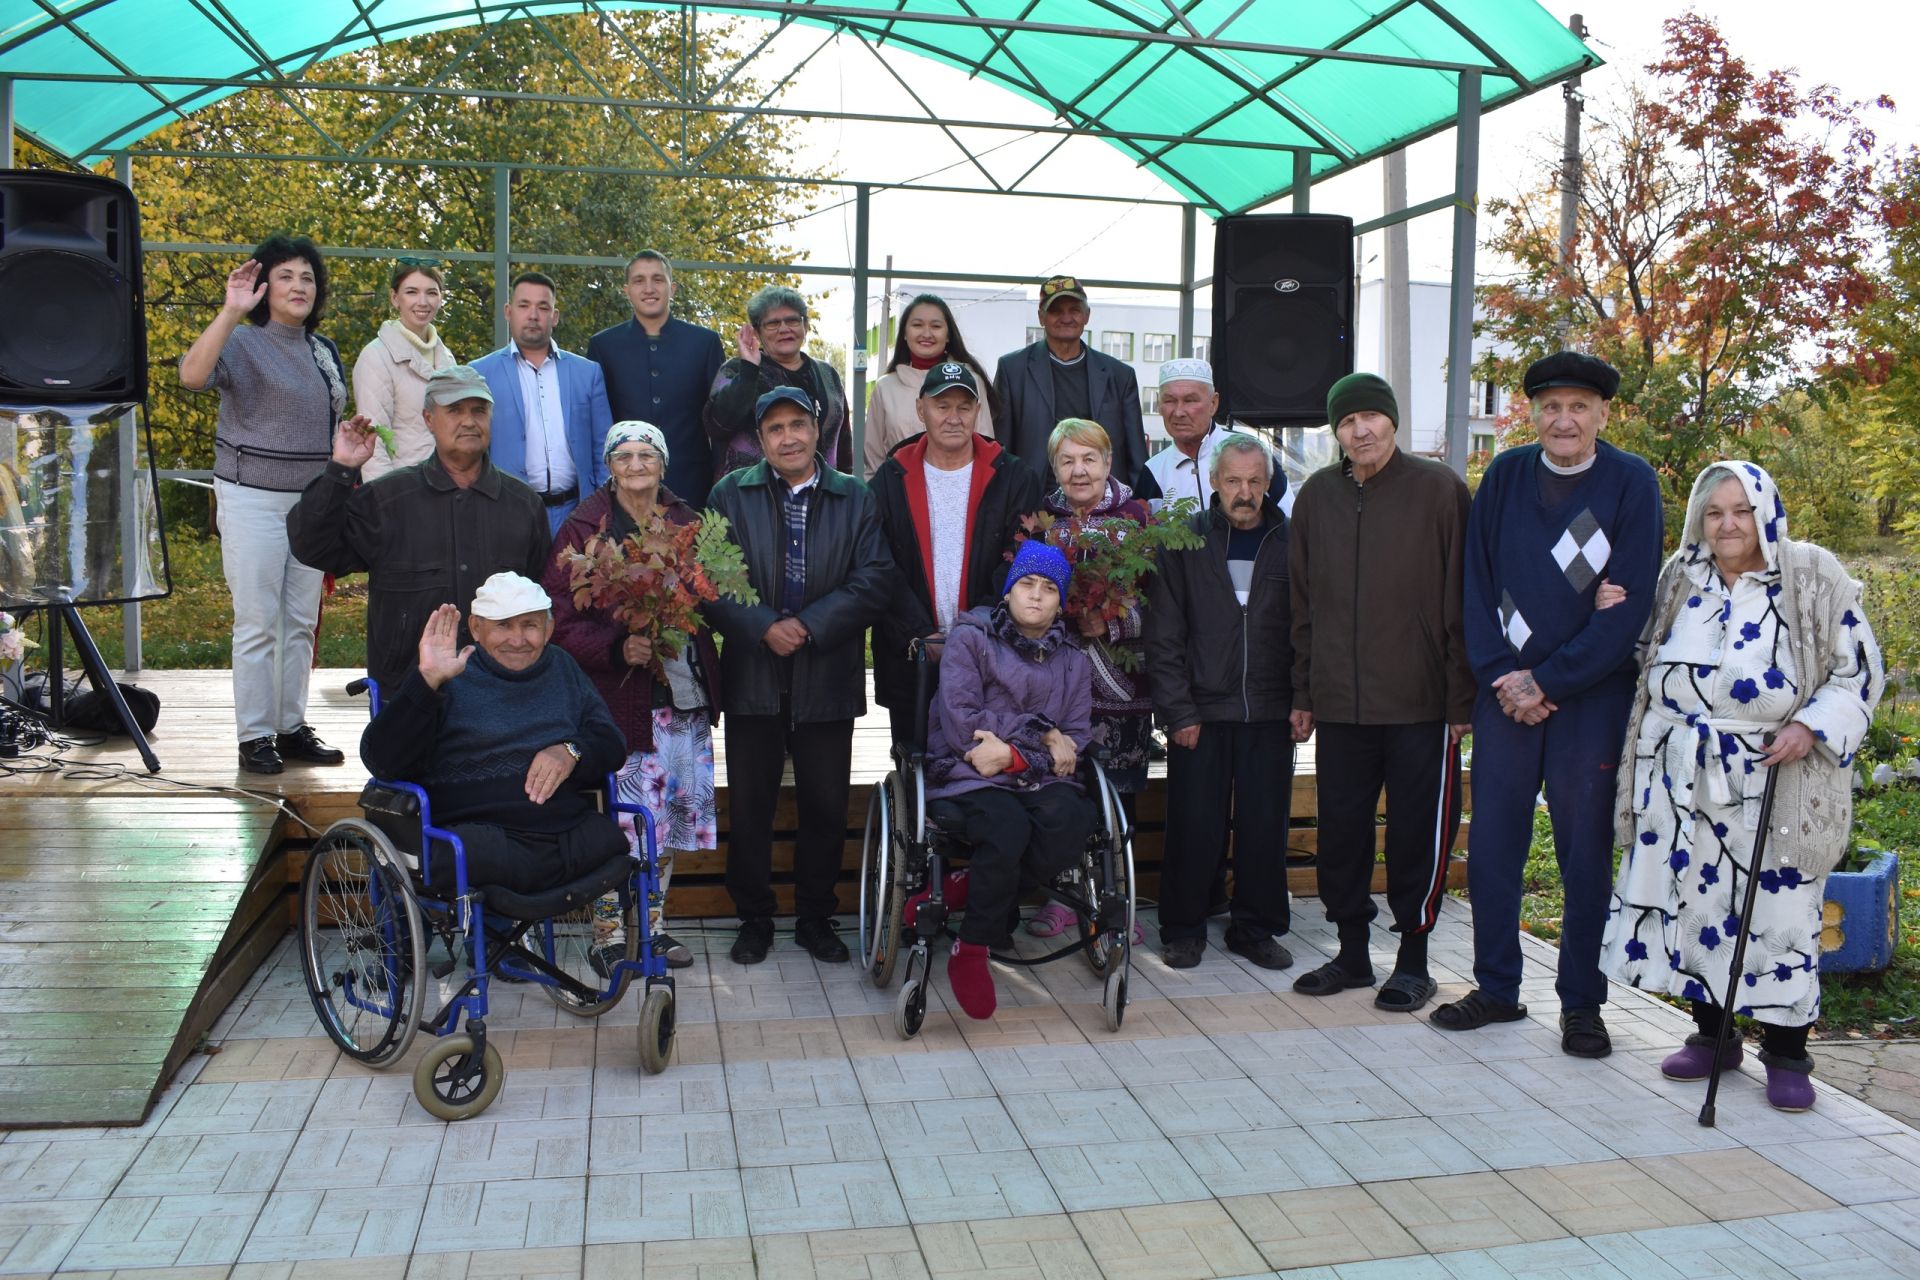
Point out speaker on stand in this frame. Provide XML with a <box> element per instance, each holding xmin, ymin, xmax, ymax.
<box><xmin>0</xmin><ymin>168</ymin><xmax>162</xmax><ymax>770</ymax></box>
<box><xmin>1211</xmin><ymin>213</ymin><xmax>1355</xmax><ymax>428</ymax></box>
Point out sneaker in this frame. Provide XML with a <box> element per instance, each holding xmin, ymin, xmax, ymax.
<box><xmin>276</xmin><ymin>724</ymin><xmax>345</xmax><ymax>765</ymax></box>
<box><xmin>1225</xmin><ymin>930</ymin><xmax>1294</xmax><ymax>970</ymax></box>
<box><xmin>1661</xmin><ymin>1033</ymin><xmax>1744</xmax><ymax>1081</ymax></box>
<box><xmin>1161</xmin><ymin>937</ymin><xmax>1206</xmax><ymax>969</ymax></box>
<box><xmin>730</xmin><ymin>919</ymin><xmax>775</xmax><ymax>965</ymax></box>
<box><xmin>794</xmin><ymin>917</ymin><xmax>851</xmax><ymax>964</ymax></box>
<box><xmin>588</xmin><ymin>941</ymin><xmax>625</xmax><ymax>979</ymax></box>
<box><xmin>1430</xmin><ymin>988</ymin><xmax>1528</xmax><ymax>1031</ymax></box>
<box><xmin>239</xmin><ymin>736</ymin><xmax>283</xmax><ymax>775</ymax></box>
<box><xmin>948</xmin><ymin>939</ymin><xmax>997</xmax><ymax>1019</ymax></box>
<box><xmin>1026</xmin><ymin>902</ymin><xmax>1076</xmax><ymax>937</ymax></box>
<box><xmin>1759</xmin><ymin>1050</ymin><xmax>1816</xmax><ymax>1111</ymax></box>
<box><xmin>653</xmin><ymin>931</ymin><xmax>694</xmax><ymax>969</ymax></box>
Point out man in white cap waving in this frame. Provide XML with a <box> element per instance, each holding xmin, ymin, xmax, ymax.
<box><xmin>360</xmin><ymin>573</ymin><xmax>628</xmax><ymax>896</ymax></box>
<box><xmin>1138</xmin><ymin>358</ymin><xmax>1290</xmax><ymax>516</ymax></box>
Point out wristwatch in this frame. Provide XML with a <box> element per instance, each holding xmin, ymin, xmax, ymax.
<box><xmin>562</xmin><ymin>741</ymin><xmax>583</xmax><ymax>763</ymax></box>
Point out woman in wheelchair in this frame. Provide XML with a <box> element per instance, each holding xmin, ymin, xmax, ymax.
<box><xmin>915</xmin><ymin>540</ymin><xmax>1097</xmax><ymax>1019</ymax></box>
<box><xmin>360</xmin><ymin>575</ymin><xmax>628</xmax><ymax>897</ymax></box>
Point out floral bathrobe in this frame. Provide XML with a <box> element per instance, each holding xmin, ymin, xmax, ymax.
<box><xmin>1599</xmin><ymin>462</ymin><xmax>1882</xmax><ymax>1027</ymax></box>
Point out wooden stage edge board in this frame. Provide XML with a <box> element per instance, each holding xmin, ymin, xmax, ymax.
<box><xmin>0</xmin><ymin>668</ymin><xmax>1470</xmax><ymax>1128</ymax></box>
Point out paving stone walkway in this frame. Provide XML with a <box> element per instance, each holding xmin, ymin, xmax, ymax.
<box><xmin>4</xmin><ymin>902</ymin><xmax>1918</xmax><ymax>1279</ymax></box>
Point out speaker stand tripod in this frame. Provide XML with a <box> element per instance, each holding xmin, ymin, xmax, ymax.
<box><xmin>25</xmin><ymin>603</ymin><xmax>161</xmax><ymax>773</ymax></box>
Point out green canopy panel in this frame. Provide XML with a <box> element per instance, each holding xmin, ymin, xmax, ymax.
<box><xmin>0</xmin><ymin>0</ymin><xmax>1598</xmax><ymax>213</ymax></box>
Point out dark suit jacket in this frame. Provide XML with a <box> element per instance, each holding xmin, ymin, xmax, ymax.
<box><xmin>992</xmin><ymin>341</ymin><xmax>1147</xmax><ymax>488</ymax></box>
<box><xmin>585</xmin><ymin>317</ymin><xmax>725</xmax><ymax>508</ymax></box>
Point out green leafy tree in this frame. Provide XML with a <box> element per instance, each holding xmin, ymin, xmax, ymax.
<box><xmin>1845</xmin><ymin>153</ymin><xmax>1920</xmax><ymax>541</ymax></box>
<box><xmin>1475</xmin><ymin>13</ymin><xmax>1891</xmax><ymax>533</ymax></box>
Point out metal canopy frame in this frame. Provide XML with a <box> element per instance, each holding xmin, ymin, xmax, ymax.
<box><xmin>0</xmin><ymin>2</ymin><xmax>1598</xmax><ymax>666</ymax></box>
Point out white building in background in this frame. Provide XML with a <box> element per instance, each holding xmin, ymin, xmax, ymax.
<box><xmin>877</xmin><ymin>279</ymin><xmax>1511</xmax><ymax>471</ymax></box>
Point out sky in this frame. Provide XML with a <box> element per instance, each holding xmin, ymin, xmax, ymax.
<box><xmin>727</xmin><ymin>1</ymin><xmax>1917</xmax><ymax>359</ymax></box>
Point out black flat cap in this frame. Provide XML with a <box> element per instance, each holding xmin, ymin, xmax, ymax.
<box><xmin>1523</xmin><ymin>351</ymin><xmax>1620</xmax><ymax>400</ymax></box>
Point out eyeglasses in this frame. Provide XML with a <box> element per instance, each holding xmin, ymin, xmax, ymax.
<box><xmin>609</xmin><ymin>449</ymin><xmax>663</xmax><ymax>469</ymax></box>
<box><xmin>759</xmin><ymin>315</ymin><xmax>807</xmax><ymax>331</ymax></box>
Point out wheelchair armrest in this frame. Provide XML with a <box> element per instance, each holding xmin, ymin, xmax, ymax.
<box><xmin>346</xmin><ymin>678</ymin><xmax>369</xmax><ymax>697</ymax></box>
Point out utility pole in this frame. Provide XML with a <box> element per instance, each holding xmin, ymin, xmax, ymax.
<box><xmin>1557</xmin><ymin>13</ymin><xmax>1586</xmax><ymax>344</ymax></box>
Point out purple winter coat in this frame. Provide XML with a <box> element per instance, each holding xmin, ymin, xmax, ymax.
<box><xmin>924</xmin><ymin>603</ymin><xmax>1095</xmax><ymax>800</ymax></box>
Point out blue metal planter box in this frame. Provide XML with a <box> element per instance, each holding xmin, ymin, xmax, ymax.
<box><xmin>1821</xmin><ymin>849</ymin><xmax>1900</xmax><ymax>974</ymax></box>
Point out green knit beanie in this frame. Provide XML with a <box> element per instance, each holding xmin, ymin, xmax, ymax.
<box><xmin>1326</xmin><ymin>372</ymin><xmax>1398</xmax><ymax>428</ymax></box>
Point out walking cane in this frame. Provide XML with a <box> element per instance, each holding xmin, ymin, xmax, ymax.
<box><xmin>1699</xmin><ymin>732</ymin><xmax>1783</xmax><ymax>1128</ymax></box>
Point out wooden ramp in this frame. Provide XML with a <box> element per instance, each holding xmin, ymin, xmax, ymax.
<box><xmin>0</xmin><ymin>667</ymin><xmax>1468</xmax><ymax>1127</ymax></box>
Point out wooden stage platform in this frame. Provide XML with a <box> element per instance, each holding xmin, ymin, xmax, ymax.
<box><xmin>0</xmin><ymin>668</ymin><xmax>1468</xmax><ymax>1129</ymax></box>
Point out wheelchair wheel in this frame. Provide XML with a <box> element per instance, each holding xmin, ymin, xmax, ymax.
<box><xmin>858</xmin><ymin>772</ymin><xmax>908</xmax><ymax>988</ymax></box>
<box><xmin>1102</xmin><ymin>938</ymin><xmax>1130</xmax><ymax>1031</ymax></box>
<box><xmin>637</xmin><ymin>987</ymin><xmax>676</xmax><ymax>1074</ymax></box>
<box><xmin>893</xmin><ymin>975</ymin><xmax>927</xmax><ymax>1040</ymax></box>
<box><xmin>300</xmin><ymin>820</ymin><xmax>427</xmax><ymax>1065</ymax></box>
<box><xmin>412</xmin><ymin>1033</ymin><xmax>504</xmax><ymax>1121</ymax></box>
<box><xmin>533</xmin><ymin>897</ymin><xmax>634</xmax><ymax>1017</ymax></box>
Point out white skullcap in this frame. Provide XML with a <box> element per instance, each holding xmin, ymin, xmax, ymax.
<box><xmin>1158</xmin><ymin>357</ymin><xmax>1214</xmax><ymax>389</ymax></box>
<box><xmin>469</xmin><ymin>572</ymin><xmax>551</xmax><ymax>620</ymax></box>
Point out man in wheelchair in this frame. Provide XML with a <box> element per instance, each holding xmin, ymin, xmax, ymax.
<box><xmin>918</xmin><ymin>540</ymin><xmax>1097</xmax><ymax>1019</ymax></box>
<box><xmin>360</xmin><ymin>572</ymin><xmax>628</xmax><ymax>897</ymax></box>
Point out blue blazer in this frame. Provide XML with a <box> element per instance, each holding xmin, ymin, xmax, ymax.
<box><xmin>471</xmin><ymin>344</ymin><xmax>613</xmax><ymax>529</ymax></box>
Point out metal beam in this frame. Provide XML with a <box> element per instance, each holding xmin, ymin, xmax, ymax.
<box><xmin>493</xmin><ymin>166</ymin><xmax>512</xmax><ymax>348</ymax></box>
<box><xmin>1177</xmin><ymin>203</ymin><xmax>1197</xmax><ymax>359</ymax></box>
<box><xmin>1292</xmin><ymin>151</ymin><xmax>1312</xmax><ymax>212</ymax></box>
<box><xmin>851</xmin><ymin>184</ymin><xmax>872</xmax><ymax>469</ymax></box>
<box><xmin>1443</xmin><ymin>70</ymin><xmax>1481</xmax><ymax>477</ymax></box>
<box><xmin>115</xmin><ymin>148</ymin><xmax>141</xmax><ymax>676</ymax></box>
<box><xmin>0</xmin><ymin>76</ymin><xmax>12</xmax><ymax>167</ymax></box>
<box><xmin>1350</xmin><ymin>192</ymin><xmax>1456</xmax><ymax>236</ymax></box>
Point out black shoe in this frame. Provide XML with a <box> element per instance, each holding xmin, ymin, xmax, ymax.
<box><xmin>1292</xmin><ymin>960</ymin><xmax>1376</xmax><ymax>997</ymax></box>
<box><xmin>731</xmin><ymin>919</ymin><xmax>775</xmax><ymax>965</ymax></box>
<box><xmin>654</xmin><ymin>931</ymin><xmax>694</xmax><ymax>969</ymax></box>
<box><xmin>276</xmin><ymin>724</ymin><xmax>345</xmax><ymax>765</ymax></box>
<box><xmin>1226</xmin><ymin>930</ymin><xmax>1294</xmax><ymax>970</ymax></box>
<box><xmin>1429</xmin><ymin>988</ymin><xmax>1528</xmax><ymax>1031</ymax></box>
<box><xmin>239</xmin><ymin>736</ymin><xmax>284</xmax><ymax>774</ymax></box>
<box><xmin>1161</xmin><ymin>937</ymin><xmax>1207</xmax><ymax>969</ymax></box>
<box><xmin>794</xmin><ymin>917</ymin><xmax>850</xmax><ymax>965</ymax></box>
<box><xmin>1560</xmin><ymin>1008</ymin><xmax>1613</xmax><ymax>1059</ymax></box>
<box><xmin>1374</xmin><ymin>971</ymin><xmax>1438</xmax><ymax>1013</ymax></box>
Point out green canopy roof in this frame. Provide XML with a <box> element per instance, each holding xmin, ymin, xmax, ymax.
<box><xmin>0</xmin><ymin>1</ymin><xmax>1598</xmax><ymax>213</ymax></box>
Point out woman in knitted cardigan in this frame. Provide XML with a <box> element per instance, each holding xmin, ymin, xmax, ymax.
<box><xmin>1599</xmin><ymin>460</ymin><xmax>1883</xmax><ymax>1111</ymax></box>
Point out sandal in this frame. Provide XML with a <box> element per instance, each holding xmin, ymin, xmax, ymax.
<box><xmin>1429</xmin><ymin>988</ymin><xmax>1527</xmax><ymax>1031</ymax></box>
<box><xmin>1374</xmin><ymin>971</ymin><xmax>1437</xmax><ymax>1013</ymax></box>
<box><xmin>1292</xmin><ymin>961</ymin><xmax>1375</xmax><ymax>997</ymax></box>
<box><xmin>1560</xmin><ymin>1008</ymin><xmax>1612</xmax><ymax>1059</ymax></box>
<box><xmin>1026</xmin><ymin>901</ymin><xmax>1075</xmax><ymax>937</ymax></box>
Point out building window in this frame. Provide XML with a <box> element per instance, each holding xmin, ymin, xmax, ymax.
<box><xmin>1142</xmin><ymin>333</ymin><xmax>1174</xmax><ymax>362</ymax></box>
<box><xmin>1100</xmin><ymin>331</ymin><xmax>1134</xmax><ymax>361</ymax></box>
<box><xmin>1471</xmin><ymin>431</ymin><xmax>1495</xmax><ymax>457</ymax></box>
<box><xmin>1141</xmin><ymin>387</ymin><xmax>1160</xmax><ymax>416</ymax></box>
<box><xmin>1475</xmin><ymin>380</ymin><xmax>1500</xmax><ymax>417</ymax></box>
<box><xmin>1026</xmin><ymin>326</ymin><xmax>1045</xmax><ymax>345</ymax></box>
<box><xmin>1191</xmin><ymin>337</ymin><xmax>1211</xmax><ymax>363</ymax></box>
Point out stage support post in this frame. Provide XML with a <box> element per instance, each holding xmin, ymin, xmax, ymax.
<box><xmin>1291</xmin><ymin>151</ymin><xmax>1312</xmax><ymax>213</ymax></box>
<box><xmin>0</xmin><ymin>76</ymin><xmax>13</xmax><ymax>168</ymax></box>
<box><xmin>1443</xmin><ymin>70</ymin><xmax>1482</xmax><ymax>477</ymax></box>
<box><xmin>493</xmin><ymin>166</ymin><xmax>512</xmax><ymax>349</ymax></box>
<box><xmin>851</xmin><ymin>183</ymin><xmax>871</xmax><ymax>469</ymax></box>
<box><xmin>1177</xmin><ymin>204</ymin><xmax>1197</xmax><ymax>359</ymax></box>
<box><xmin>115</xmin><ymin>150</ymin><xmax>143</xmax><ymax>675</ymax></box>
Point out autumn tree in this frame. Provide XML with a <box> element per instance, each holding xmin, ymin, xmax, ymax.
<box><xmin>1475</xmin><ymin>12</ymin><xmax>1891</xmax><ymax>528</ymax></box>
<box><xmin>113</xmin><ymin>11</ymin><xmax>825</xmax><ymax>520</ymax></box>
<box><xmin>1841</xmin><ymin>153</ymin><xmax>1920</xmax><ymax>542</ymax></box>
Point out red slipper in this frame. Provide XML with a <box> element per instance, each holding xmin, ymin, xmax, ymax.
<box><xmin>948</xmin><ymin>939</ymin><xmax>997</xmax><ymax>1020</ymax></box>
<box><xmin>904</xmin><ymin>869</ymin><xmax>970</xmax><ymax>927</ymax></box>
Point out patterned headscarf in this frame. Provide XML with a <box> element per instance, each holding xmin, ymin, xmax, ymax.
<box><xmin>603</xmin><ymin>420</ymin><xmax>669</xmax><ymax>467</ymax></box>
<box><xmin>1682</xmin><ymin>460</ymin><xmax>1786</xmax><ymax>574</ymax></box>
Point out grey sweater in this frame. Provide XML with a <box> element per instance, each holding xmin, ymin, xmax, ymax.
<box><xmin>197</xmin><ymin>321</ymin><xmax>340</xmax><ymax>492</ymax></box>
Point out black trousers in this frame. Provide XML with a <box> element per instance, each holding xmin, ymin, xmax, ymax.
<box><xmin>1160</xmin><ymin>719</ymin><xmax>1293</xmax><ymax>942</ymax></box>
<box><xmin>436</xmin><ymin>813</ymin><xmax>628</xmax><ymax>897</ymax></box>
<box><xmin>929</xmin><ymin>784</ymin><xmax>1094</xmax><ymax>946</ymax></box>
<box><xmin>724</xmin><ymin>708</ymin><xmax>855</xmax><ymax>923</ymax></box>
<box><xmin>1691</xmin><ymin>1000</ymin><xmax>1812</xmax><ymax>1060</ymax></box>
<box><xmin>1312</xmin><ymin>721</ymin><xmax>1463</xmax><ymax>945</ymax></box>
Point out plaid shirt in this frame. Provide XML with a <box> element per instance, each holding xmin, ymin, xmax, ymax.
<box><xmin>777</xmin><ymin>470</ymin><xmax>820</xmax><ymax>615</ymax></box>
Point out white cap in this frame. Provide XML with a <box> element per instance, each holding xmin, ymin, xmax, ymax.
<box><xmin>1157</xmin><ymin>357</ymin><xmax>1214</xmax><ymax>389</ymax></box>
<box><xmin>469</xmin><ymin>572</ymin><xmax>551</xmax><ymax>620</ymax></box>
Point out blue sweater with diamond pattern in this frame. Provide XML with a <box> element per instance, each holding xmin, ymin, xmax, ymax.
<box><xmin>1463</xmin><ymin>441</ymin><xmax>1664</xmax><ymax>702</ymax></box>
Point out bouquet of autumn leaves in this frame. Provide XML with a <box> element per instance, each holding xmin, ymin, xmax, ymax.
<box><xmin>1010</xmin><ymin>497</ymin><xmax>1202</xmax><ymax>669</ymax></box>
<box><xmin>563</xmin><ymin>513</ymin><xmax>758</xmax><ymax>683</ymax></box>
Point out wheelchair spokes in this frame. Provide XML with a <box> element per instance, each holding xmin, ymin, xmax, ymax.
<box><xmin>531</xmin><ymin>896</ymin><xmax>634</xmax><ymax>1017</ymax></box>
<box><xmin>299</xmin><ymin>821</ymin><xmax>427</xmax><ymax>1065</ymax></box>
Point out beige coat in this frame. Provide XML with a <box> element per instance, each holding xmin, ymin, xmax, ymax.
<box><xmin>862</xmin><ymin>361</ymin><xmax>995</xmax><ymax>480</ymax></box>
<box><xmin>352</xmin><ymin>319</ymin><xmax>457</xmax><ymax>480</ymax></box>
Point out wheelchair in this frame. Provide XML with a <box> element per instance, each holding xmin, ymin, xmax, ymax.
<box><xmin>857</xmin><ymin>638</ymin><xmax>1136</xmax><ymax>1038</ymax></box>
<box><xmin>295</xmin><ymin>678</ymin><xmax>676</xmax><ymax>1121</ymax></box>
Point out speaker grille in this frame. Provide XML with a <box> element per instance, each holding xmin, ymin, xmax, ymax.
<box><xmin>1212</xmin><ymin>213</ymin><xmax>1355</xmax><ymax>425</ymax></box>
<box><xmin>0</xmin><ymin>251</ymin><xmax>130</xmax><ymax>393</ymax></box>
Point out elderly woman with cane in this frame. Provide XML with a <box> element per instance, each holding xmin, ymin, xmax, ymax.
<box><xmin>1599</xmin><ymin>461</ymin><xmax>1883</xmax><ymax>1111</ymax></box>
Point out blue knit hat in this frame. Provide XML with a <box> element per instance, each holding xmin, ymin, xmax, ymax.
<box><xmin>1007</xmin><ymin>540</ymin><xmax>1072</xmax><ymax>604</ymax></box>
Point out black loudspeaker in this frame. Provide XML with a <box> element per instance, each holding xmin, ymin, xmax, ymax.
<box><xmin>1212</xmin><ymin>213</ymin><xmax>1353</xmax><ymax>426</ymax></box>
<box><xmin>0</xmin><ymin>170</ymin><xmax>146</xmax><ymax>403</ymax></box>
